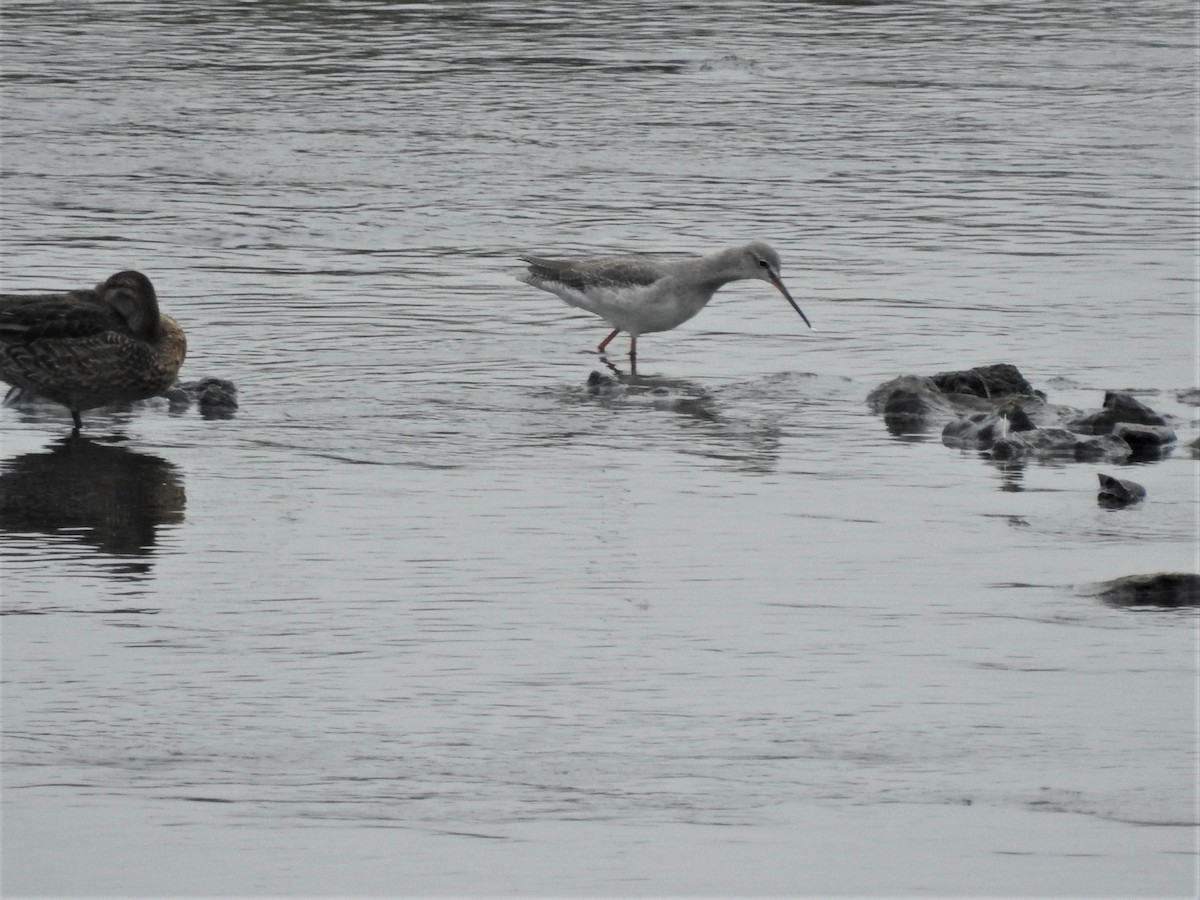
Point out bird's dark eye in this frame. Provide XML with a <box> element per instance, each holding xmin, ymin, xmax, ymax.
<box><xmin>758</xmin><ymin>259</ymin><xmax>770</xmax><ymax>268</ymax></box>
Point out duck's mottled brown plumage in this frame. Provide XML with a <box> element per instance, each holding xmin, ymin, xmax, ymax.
<box><xmin>0</xmin><ymin>270</ymin><xmax>187</xmax><ymax>432</ymax></box>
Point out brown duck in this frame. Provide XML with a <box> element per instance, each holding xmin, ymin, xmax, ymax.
<box><xmin>0</xmin><ymin>270</ymin><xmax>187</xmax><ymax>432</ymax></box>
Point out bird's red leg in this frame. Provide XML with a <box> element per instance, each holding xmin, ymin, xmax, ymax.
<box><xmin>629</xmin><ymin>335</ymin><xmax>637</xmax><ymax>359</ymax></box>
<box><xmin>597</xmin><ymin>328</ymin><xmax>621</xmax><ymax>352</ymax></box>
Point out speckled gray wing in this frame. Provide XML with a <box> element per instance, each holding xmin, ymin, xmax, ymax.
<box><xmin>520</xmin><ymin>254</ymin><xmax>669</xmax><ymax>293</ymax></box>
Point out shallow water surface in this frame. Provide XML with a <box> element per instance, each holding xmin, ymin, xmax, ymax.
<box><xmin>1</xmin><ymin>1</ymin><xmax>1197</xmax><ymax>896</ymax></box>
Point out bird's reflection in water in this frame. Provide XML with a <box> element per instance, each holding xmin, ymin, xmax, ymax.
<box><xmin>986</xmin><ymin>455</ymin><xmax>1028</xmax><ymax>493</ymax></box>
<box><xmin>586</xmin><ymin>359</ymin><xmax>783</xmax><ymax>473</ymax></box>
<box><xmin>0</xmin><ymin>438</ymin><xmax>185</xmax><ymax>575</ymax></box>
<box><xmin>882</xmin><ymin>414</ymin><xmax>936</xmax><ymax>441</ymax></box>
<box><xmin>590</xmin><ymin>360</ymin><xmax>720</xmax><ymax>423</ymax></box>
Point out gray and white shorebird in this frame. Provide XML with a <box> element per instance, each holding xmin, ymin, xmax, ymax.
<box><xmin>518</xmin><ymin>241</ymin><xmax>812</xmax><ymax>358</ymax></box>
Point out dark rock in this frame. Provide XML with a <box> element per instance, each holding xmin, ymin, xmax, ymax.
<box><xmin>1072</xmin><ymin>434</ymin><xmax>1134</xmax><ymax>463</ymax></box>
<box><xmin>929</xmin><ymin>363</ymin><xmax>1036</xmax><ymax>398</ymax></box>
<box><xmin>586</xmin><ymin>371</ymin><xmax>623</xmax><ymax>396</ymax></box>
<box><xmin>868</xmin><ymin>367</ymin><xmax>1177</xmax><ymax>468</ymax></box>
<box><xmin>197</xmin><ymin>379</ymin><xmax>238</xmax><ymax>417</ymax></box>
<box><xmin>163</xmin><ymin>385</ymin><xmax>191</xmax><ymax>411</ymax></box>
<box><xmin>1092</xmin><ymin>573</ymin><xmax>1200</xmax><ymax>608</ymax></box>
<box><xmin>942</xmin><ymin>399</ymin><xmax>1040</xmax><ymax>450</ymax></box>
<box><xmin>1097</xmin><ymin>473</ymin><xmax>1146</xmax><ymax>507</ymax></box>
<box><xmin>1102</xmin><ymin>390</ymin><xmax>1165</xmax><ymax>420</ymax></box>
<box><xmin>1069</xmin><ymin>392</ymin><xmax>1168</xmax><ymax>435</ymax></box>
<box><xmin>866</xmin><ymin>375</ymin><xmax>957</xmax><ymax>419</ymax></box>
<box><xmin>942</xmin><ymin>414</ymin><xmax>988</xmax><ymax>447</ymax></box>
<box><xmin>988</xmin><ymin>428</ymin><xmax>1133</xmax><ymax>463</ymax></box>
<box><xmin>173</xmin><ymin>377</ymin><xmax>239</xmax><ymax>419</ymax></box>
<box><xmin>868</xmin><ymin>368</ymin><xmax>1049</xmax><ymax>438</ymax></box>
<box><xmin>1190</xmin><ymin>436</ymin><xmax>1200</xmax><ymax>458</ymax></box>
<box><xmin>1064</xmin><ymin>410</ymin><xmax>1108</xmax><ymax>435</ymax></box>
<box><xmin>996</xmin><ymin>399</ymin><xmax>1037</xmax><ymax>432</ymax></box>
<box><xmin>1111</xmin><ymin>423</ymin><xmax>1176</xmax><ymax>459</ymax></box>
<box><xmin>1112</xmin><ymin>422</ymin><xmax>1175</xmax><ymax>447</ymax></box>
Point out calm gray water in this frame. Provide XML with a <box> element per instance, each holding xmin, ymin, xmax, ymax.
<box><xmin>1</xmin><ymin>1</ymin><xmax>1197</xmax><ymax>896</ymax></box>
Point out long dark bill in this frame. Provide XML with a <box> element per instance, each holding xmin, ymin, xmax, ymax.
<box><xmin>769</xmin><ymin>273</ymin><xmax>813</xmax><ymax>329</ymax></box>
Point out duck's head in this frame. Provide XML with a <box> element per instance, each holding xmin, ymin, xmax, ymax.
<box><xmin>101</xmin><ymin>270</ymin><xmax>161</xmax><ymax>339</ymax></box>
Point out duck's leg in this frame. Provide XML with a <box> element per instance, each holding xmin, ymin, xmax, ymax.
<box><xmin>70</xmin><ymin>408</ymin><xmax>82</xmax><ymax>434</ymax></box>
<box><xmin>597</xmin><ymin>328</ymin><xmax>621</xmax><ymax>352</ymax></box>
<box><xmin>629</xmin><ymin>335</ymin><xmax>637</xmax><ymax>359</ymax></box>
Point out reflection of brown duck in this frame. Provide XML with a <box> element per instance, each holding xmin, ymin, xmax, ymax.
<box><xmin>0</xmin><ymin>437</ymin><xmax>185</xmax><ymax>557</ymax></box>
<box><xmin>0</xmin><ymin>271</ymin><xmax>186</xmax><ymax>432</ymax></box>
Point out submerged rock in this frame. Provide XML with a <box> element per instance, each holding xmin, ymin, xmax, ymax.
<box><xmin>1097</xmin><ymin>473</ymin><xmax>1146</xmax><ymax>507</ymax></box>
<box><xmin>929</xmin><ymin>363</ymin><xmax>1037</xmax><ymax>398</ymax></box>
<box><xmin>869</xmin><ymin>364</ymin><xmax>1181</xmax><ymax>467</ymax></box>
<box><xmin>988</xmin><ymin>428</ymin><xmax>1133</xmax><ymax>463</ymax></box>
<box><xmin>1091</xmin><ymin>573</ymin><xmax>1200</xmax><ymax>608</ymax></box>
<box><xmin>1111</xmin><ymin>422</ymin><xmax>1176</xmax><ymax>458</ymax></box>
<box><xmin>1071</xmin><ymin>433</ymin><xmax>1135</xmax><ymax>463</ymax></box>
<box><xmin>942</xmin><ymin>399</ymin><xmax>1037</xmax><ymax>449</ymax></box>
<box><xmin>168</xmin><ymin>377</ymin><xmax>239</xmax><ymax>419</ymax></box>
<box><xmin>870</xmin><ymin>364</ymin><xmax>1043</xmax><ymax>429</ymax></box>
<box><xmin>586</xmin><ymin>370</ymin><xmax>624</xmax><ymax>397</ymax></box>
<box><xmin>866</xmin><ymin>375</ymin><xmax>960</xmax><ymax>420</ymax></box>
<box><xmin>584</xmin><ymin>370</ymin><xmax>718</xmax><ymax>422</ymax></box>
<box><xmin>1069</xmin><ymin>391</ymin><xmax>1168</xmax><ymax>435</ymax></box>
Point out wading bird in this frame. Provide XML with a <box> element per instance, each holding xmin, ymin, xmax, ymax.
<box><xmin>519</xmin><ymin>241</ymin><xmax>812</xmax><ymax>359</ymax></box>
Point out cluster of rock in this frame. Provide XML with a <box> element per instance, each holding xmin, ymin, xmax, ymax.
<box><xmin>867</xmin><ymin>363</ymin><xmax>1185</xmax><ymax>464</ymax></box>
<box><xmin>868</xmin><ymin>364</ymin><xmax>1198</xmax><ymax>609</ymax></box>
<box><xmin>164</xmin><ymin>377</ymin><xmax>239</xmax><ymax>419</ymax></box>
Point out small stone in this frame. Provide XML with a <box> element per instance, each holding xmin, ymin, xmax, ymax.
<box><xmin>175</xmin><ymin>377</ymin><xmax>238</xmax><ymax>419</ymax></box>
<box><xmin>1097</xmin><ymin>473</ymin><xmax>1146</xmax><ymax>507</ymax></box>
<box><xmin>586</xmin><ymin>371</ymin><xmax>621</xmax><ymax>396</ymax></box>
<box><xmin>163</xmin><ymin>386</ymin><xmax>191</xmax><ymax>411</ymax></box>
<box><xmin>866</xmin><ymin>375</ymin><xmax>946</xmax><ymax>417</ymax></box>
<box><xmin>1093</xmin><ymin>573</ymin><xmax>1200</xmax><ymax>608</ymax></box>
